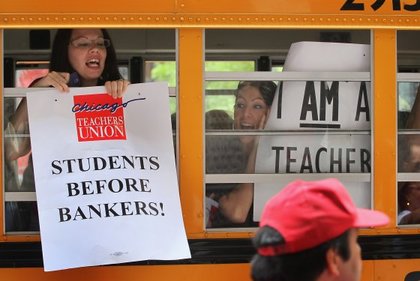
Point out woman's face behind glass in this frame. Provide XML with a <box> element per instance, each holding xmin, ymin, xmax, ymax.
<box><xmin>234</xmin><ymin>85</ymin><xmax>270</xmax><ymax>146</ymax></box>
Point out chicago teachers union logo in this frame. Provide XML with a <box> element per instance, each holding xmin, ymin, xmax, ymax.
<box><xmin>73</xmin><ymin>94</ymin><xmax>127</xmax><ymax>142</ymax></box>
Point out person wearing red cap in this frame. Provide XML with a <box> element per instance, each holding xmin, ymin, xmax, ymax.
<box><xmin>251</xmin><ymin>178</ymin><xmax>389</xmax><ymax>281</ymax></box>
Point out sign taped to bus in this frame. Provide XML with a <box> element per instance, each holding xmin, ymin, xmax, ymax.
<box><xmin>254</xmin><ymin>41</ymin><xmax>372</xmax><ymax>220</ymax></box>
<box><xmin>26</xmin><ymin>82</ymin><xmax>191</xmax><ymax>271</ymax></box>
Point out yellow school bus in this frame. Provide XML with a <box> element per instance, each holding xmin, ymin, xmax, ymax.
<box><xmin>1</xmin><ymin>0</ymin><xmax>420</xmax><ymax>280</ymax></box>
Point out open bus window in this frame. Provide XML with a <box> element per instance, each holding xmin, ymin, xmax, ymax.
<box><xmin>144</xmin><ymin>60</ymin><xmax>177</xmax><ymax>152</ymax></box>
<box><xmin>2</xmin><ymin>29</ymin><xmax>177</xmax><ymax>234</ymax></box>
<box><xmin>144</xmin><ymin>60</ymin><xmax>176</xmax><ymax>115</ymax></box>
<box><xmin>204</xmin><ymin>29</ymin><xmax>372</xmax><ymax>230</ymax></box>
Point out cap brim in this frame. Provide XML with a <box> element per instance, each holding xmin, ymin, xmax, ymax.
<box><xmin>354</xmin><ymin>208</ymin><xmax>390</xmax><ymax>228</ymax></box>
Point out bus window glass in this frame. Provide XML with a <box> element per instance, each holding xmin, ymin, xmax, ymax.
<box><xmin>204</xmin><ymin>29</ymin><xmax>372</xmax><ymax>230</ymax></box>
<box><xmin>397</xmin><ymin>30</ymin><xmax>420</xmax><ymax>226</ymax></box>
<box><xmin>397</xmin><ymin>82</ymin><xmax>420</xmax><ymax>225</ymax></box>
<box><xmin>205</xmin><ymin>61</ymin><xmax>254</xmax><ymax>72</ymax></box>
<box><xmin>271</xmin><ymin>66</ymin><xmax>284</xmax><ymax>72</ymax></box>
<box><xmin>145</xmin><ymin>61</ymin><xmax>176</xmax><ymax>86</ymax></box>
<box><xmin>4</xmin><ymin>66</ymin><xmax>49</xmax><ymax>233</ymax></box>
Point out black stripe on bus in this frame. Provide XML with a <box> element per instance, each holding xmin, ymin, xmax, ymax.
<box><xmin>0</xmin><ymin>235</ymin><xmax>419</xmax><ymax>268</ymax></box>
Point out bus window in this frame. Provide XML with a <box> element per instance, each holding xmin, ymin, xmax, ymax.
<box><xmin>204</xmin><ymin>29</ymin><xmax>372</xmax><ymax>230</ymax></box>
<box><xmin>144</xmin><ymin>60</ymin><xmax>177</xmax><ymax>156</ymax></box>
<box><xmin>271</xmin><ymin>65</ymin><xmax>284</xmax><ymax>72</ymax></box>
<box><xmin>2</xmin><ymin>29</ymin><xmax>177</xmax><ymax>234</ymax></box>
<box><xmin>405</xmin><ymin>271</ymin><xmax>420</xmax><ymax>281</ymax></box>
<box><xmin>397</xmin><ymin>31</ymin><xmax>420</xmax><ymax>226</ymax></box>
<box><xmin>144</xmin><ymin>60</ymin><xmax>176</xmax><ymax>114</ymax></box>
<box><xmin>205</xmin><ymin>61</ymin><xmax>255</xmax><ymax>72</ymax></box>
<box><xmin>4</xmin><ymin>102</ymin><xmax>39</xmax><ymax>232</ymax></box>
<box><xmin>204</xmin><ymin>61</ymin><xmax>255</xmax><ymax>116</ymax></box>
<box><xmin>3</xmin><ymin>64</ymin><xmax>49</xmax><ymax>232</ymax></box>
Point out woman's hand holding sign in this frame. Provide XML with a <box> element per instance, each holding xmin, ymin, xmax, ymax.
<box><xmin>32</xmin><ymin>71</ymin><xmax>71</xmax><ymax>92</ymax></box>
<box><xmin>105</xmin><ymin>80</ymin><xmax>130</xmax><ymax>99</ymax></box>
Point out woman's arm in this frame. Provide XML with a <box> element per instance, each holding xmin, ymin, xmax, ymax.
<box><xmin>217</xmin><ymin>144</ymin><xmax>257</xmax><ymax>223</ymax></box>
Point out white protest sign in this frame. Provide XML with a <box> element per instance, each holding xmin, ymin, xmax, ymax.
<box><xmin>255</xmin><ymin>134</ymin><xmax>371</xmax><ymax>174</ymax></box>
<box><xmin>254</xmin><ymin>42</ymin><xmax>372</xmax><ymax>220</ymax></box>
<box><xmin>27</xmin><ymin>82</ymin><xmax>190</xmax><ymax>271</ymax></box>
<box><xmin>266</xmin><ymin>80</ymin><xmax>371</xmax><ymax>130</ymax></box>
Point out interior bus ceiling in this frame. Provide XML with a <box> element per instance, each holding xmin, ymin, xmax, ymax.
<box><xmin>4</xmin><ymin>29</ymin><xmax>420</xmax><ymax>66</ymax></box>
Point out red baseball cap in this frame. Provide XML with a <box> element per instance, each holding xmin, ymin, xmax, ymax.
<box><xmin>258</xmin><ymin>178</ymin><xmax>389</xmax><ymax>256</ymax></box>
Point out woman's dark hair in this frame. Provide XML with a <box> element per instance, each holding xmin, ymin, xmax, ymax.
<box><xmin>49</xmin><ymin>29</ymin><xmax>122</xmax><ymax>85</ymax></box>
<box><xmin>251</xmin><ymin>226</ymin><xmax>351</xmax><ymax>281</ymax></box>
<box><xmin>237</xmin><ymin>81</ymin><xmax>277</xmax><ymax>107</ymax></box>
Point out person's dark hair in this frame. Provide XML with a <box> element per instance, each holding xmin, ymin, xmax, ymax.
<box><xmin>49</xmin><ymin>29</ymin><xmax>122</xmax><ymax>85</ymax></box>
<box><xmin>237</xmin><ymin>81</ymin><xmax>277</xmax><ymax>107</ymax></box>
<box><xmin>251</xmin><ymin>226</ymin><xmax>351</xmax><ymax>281</ymax></box>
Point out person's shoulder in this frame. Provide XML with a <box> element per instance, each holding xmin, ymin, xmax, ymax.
<box><xmin>398</xmin><ymin>209</ymin><xmax>411</xmax><ymax>223</ymax></box>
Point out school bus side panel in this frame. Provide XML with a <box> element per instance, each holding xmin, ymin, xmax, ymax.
<box><xmin>0</xmin><ymin>264</ymin><xmax>252</xmax><ymax>281</ymax></box>
<box><xmin>0</xmin><ymin>0</ymin><xmax>412</xmax><ymax>14</ymax></box>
